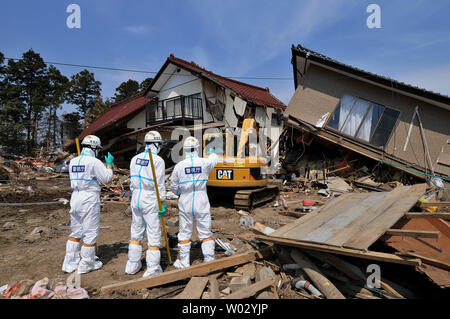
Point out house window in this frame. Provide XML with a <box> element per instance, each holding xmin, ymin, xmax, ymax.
<box><xmin>271</xmin><ymin>111</ymin><xmax>282</xmax><ymax>127</ymax></box>
<box><xmin>327</xmin><ymin>94</ymin><xmax>400</xmax><ymax>148</ymax></box>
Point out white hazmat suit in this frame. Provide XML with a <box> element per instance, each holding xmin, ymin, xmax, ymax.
<box><xmin>125</xmin><ymin>144</ymin><xmax>166</xmax><ymax>277</ymax></box>
<box><xmin>62</xmin><ymin>147</ymin><xmax>113</xmax><ymax>274</ymax></box>
<box><xmin>170</xmin><ymin>148</ymin><xmax>218</xmax><ymax>269</ymax></box>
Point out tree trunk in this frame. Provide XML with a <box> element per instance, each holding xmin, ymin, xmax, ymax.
<box><xmin>46</xmin><ymin>107</ymin><xmax>51</xmax><ymax>152</ymax></box>
<box><xmin>52</xmin><ymin>106</ymin><xmax>57</xmax><ymax>150</ymax></box>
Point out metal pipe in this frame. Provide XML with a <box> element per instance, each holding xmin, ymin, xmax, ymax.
<box><xmin>291</xmin><ymin>278</ymin><xmax>323</xmax><ymax>297</ymax></box>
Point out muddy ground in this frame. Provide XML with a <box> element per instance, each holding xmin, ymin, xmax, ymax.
<box><xmin>0</xmin><ymin>177</ymin><xmax>318</xmax><ymax>299</ymax></box>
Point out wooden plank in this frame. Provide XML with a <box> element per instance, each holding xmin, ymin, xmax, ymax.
<box><xmin>100</xmin><ymin>247</ymin><xmax>274</xmax><ymax>293</ymax></box>
<box><xmin>291</xmin><ymin>249</ymin><xmax>346</xmax><ymax>299</ymax></box>
<box><xmin>174</xmin><ymin>277</ymin><xmax>209</xmax><ymax>299</ymax></box>
<box><xmin>208</xmin><ymin>276</ymin><xmax>220</xmax><ymax>299</ymax></box>
<box><xmin>255</xmin><ymin>235</ymin><xmax>421</xmax><ymax>266</ymax></box>
<box><xmin>303</xmin><ymin>192</ymin><xmax>387</xmax><ymax>245</ymax></box>
<box><xmin>324</xmin><ymin>187</ymin><xmax>411</xmax><ymax>247</ymax></box>
<box><xmin>426</xmin><ymin>219</ymin><xmax>450</xmax><ymax>238</ymax></box>
<box><xmin>223</xmin><ymin>277</ymin><xmax>276</xmax><ymax>299</ymax></box>
<box><xmin>385</xmin><ymin>229</ymin><xmax>440</xmax><ymax>239</ymax></box>
<box><xmin>270</xmin><ymin>193</ymin><xmax>352</xmax><ymax>237</ymax></box>
<box><xmin>405</xmin><ymin>213</ymin><xmax>450</xmax><ymax>220</ymax></box>
<box><xmin>344</xmin><ymin>184</ymin><xmax>426</xmax><ymax>249</ymax></box>
<box><xmin>397</xmin><ymin>252</ymin><xmax>450</xmax><ymax>271</ymax></box>
<box><xmin>280</xmin><ymin>193</ymin><xmax>369</xmax><ymax>239</ymax></box>
<box><xmin>419</xmin><ymin>202</ymin><xmax>450</xmax><ymax>208</ymax></box>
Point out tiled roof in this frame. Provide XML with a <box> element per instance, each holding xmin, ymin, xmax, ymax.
<box><xmin>164</xmin><ymin>55</ymin><xmax>286</xmax><ymax>109</ymax></box>
<box><xmin>78</xmin><ymin>93</ymin><xmax>150</xmax><ymax>140</ymax></box>
<box><xmin>293</xmin><ymin>44</ymin><xmax>450</xmax><ymax>107</ymax></box>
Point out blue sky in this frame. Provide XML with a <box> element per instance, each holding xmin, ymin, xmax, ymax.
<box><xmin>1</xmin><ymin>0</ymin><xmax>449</xmax><ymax>114</ymax></box>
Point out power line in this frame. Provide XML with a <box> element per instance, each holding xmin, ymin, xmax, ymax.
<box><xmin>5</xmin><ymin>57</ymin><xmax>294</xmax><ymax>81</ymax></box>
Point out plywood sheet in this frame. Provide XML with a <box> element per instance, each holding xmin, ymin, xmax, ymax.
<box><xmin>272</xmin><ymin>184</ymin><xmax>426</xmax><ymax>250</ymax></box>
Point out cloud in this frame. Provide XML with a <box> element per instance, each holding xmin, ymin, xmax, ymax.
<box><xmin>393</xmin><ymin>64</ymin><xmax>450</xmax><ymax>97</ymax></box>
<box><xmin>123</xmin><ymin>25</ymin><xmax>152</xmax><ymax>35</ymax></box>
<box><xmin>193</xmin><ymin>0</ymin><xmax>357</xmax><ymax>75</ymax></box>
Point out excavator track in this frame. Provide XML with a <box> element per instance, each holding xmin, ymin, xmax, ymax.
<box><xmin>234</xmin><ymin>185</ymin><xmax>279</xmax><ymax>211</ymax></box>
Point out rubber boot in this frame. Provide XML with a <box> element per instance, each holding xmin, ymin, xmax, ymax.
<box><xmin>77</xmin><ymin>245</ymin><xmax>103</xmax><ymax>274</ymax></box>
<box><xmin>142</xmin><ymin>249</ymin><xmax>163</xmax><ymax>278</ymax></box>
<box><xmin>173</xmin><ymin>242</ymin><xmax>191</xmax><ymax>269</ymax></box>
<box><xmin>201</xmin><ymin>239</ymin><xmax>215</xmax><ymax>263</ymax></box>
<box><xmin>125</xmin><ymin>243</ymin><xmax>143</xmax><ymax>275</ymax></box>
<box><xmin>62</xmin><ymin>240</ymin><xmax>81</xmax><ymax>273</ymax></box>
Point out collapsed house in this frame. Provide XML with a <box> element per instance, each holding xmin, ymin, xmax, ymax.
<box><xmin>73</xmin><ymin>54</ymin><xmax>286</xmax><ymax>167</ymax></box>
<box><xmin>284</xmin><ymin>44</ymin><xmax>450</xmax><ymax>184</ymax></box>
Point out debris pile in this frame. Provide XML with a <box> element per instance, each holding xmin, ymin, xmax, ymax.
<box><xmin>0</xmin><ymin>277</ymin><xmax>89</xmax><ymax>299</ymax></box>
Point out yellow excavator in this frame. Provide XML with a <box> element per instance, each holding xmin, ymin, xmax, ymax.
<box><xmin>203</xmin><ymin>118</ymin><xmax>279</xmax><ymax>210</ymax></box>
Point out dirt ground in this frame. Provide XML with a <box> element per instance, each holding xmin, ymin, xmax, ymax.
<box><xmin>0</xmin><ymin>177</ymin><xmax>317</xmax><ymax>299</ymax></box>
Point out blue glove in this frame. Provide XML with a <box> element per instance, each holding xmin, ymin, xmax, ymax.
<box><xmin>158</xmin><ymin>203</ymin><xmax>167</xmax><ymax>218</ymax></box>
<box><xmin>105</xmin><ymin>152</ymin><xmax>114</xmax><ymax>167</ymax></box>
<box><xmin>209</xmin><ymin>148</ymin><xmax>216</xmax><ymax>154</ymax></box>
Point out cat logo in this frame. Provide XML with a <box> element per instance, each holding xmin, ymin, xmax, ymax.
<box><xmin>216</xmin><ymin>169</ymin><xmax>233</xmax><ymax>180</ymax></box>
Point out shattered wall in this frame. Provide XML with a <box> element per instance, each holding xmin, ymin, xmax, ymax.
<box><xmin>286</xmin><ymin>61</ymin><xmax>450</xmax><ymax>178</ymax></box>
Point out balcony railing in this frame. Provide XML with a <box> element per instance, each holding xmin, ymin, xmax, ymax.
<box><xmin>146</xmin><ymin>95</ymin><xmax>203</xmax><ymax>126</ymax></box>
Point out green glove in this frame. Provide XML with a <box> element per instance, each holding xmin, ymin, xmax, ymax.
<box><xmin>209</xmin><ymin>148</ymin><xmax>216</xmax><ymax>154</ymax></box>
<box><xmin>105</xmin><ymin>152</ymin><xmax>114</xmax><ymax>167</ymax></box>
<box><xmin>158</xmin><ymin>203</ymin><xmax>167</xmax><ymax>218</ymax></box>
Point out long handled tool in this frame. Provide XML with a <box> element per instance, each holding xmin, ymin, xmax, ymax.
<box><xmin>147</xmin><ymin>149</ymin><xmax>172</xmax><ymax>265</ymax></box>
<box><xmin>75</xmin><ymin>138</ymin><xmax>81</xmax><ymax>156</ymax></box>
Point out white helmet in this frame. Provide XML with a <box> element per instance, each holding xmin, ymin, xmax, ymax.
<box><xmin>144</xmin><ymin>131</ymin><xmax>163</xmax><ymax>144</ymax></box>
<box><xmin>81</xmin><ymin>135</ymin><xmax>102</xmax><ymax>149</ymax></box>
<box><xmin>183</xmin><ymin>136</ymin><xmax>200</xmax><ymax>150</ymax></box>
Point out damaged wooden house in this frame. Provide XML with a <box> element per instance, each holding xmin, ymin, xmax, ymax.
<box><xmin>74</xmin><ymin>54</ymin><xmax>286</xmax><ymax>167</ymax></box>
<box><xmin>284</xmin><ymin>44</ymin><xmax>450</xmax><ymax>183</ymax></box>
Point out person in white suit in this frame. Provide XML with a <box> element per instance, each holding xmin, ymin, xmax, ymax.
<box><xmin>125</xmin><ymin>131</ymin><xmax>167</xmax><ymax>278</ymax></box>
<box><xmin>170</xmin><ymin>136</ymin><xmax>218</xmax><ymax>269</ymax></box>
<box><xmin>62</xmin><ymin>135</ymin><xmax>114</xmax><ymax>274</ymax></box>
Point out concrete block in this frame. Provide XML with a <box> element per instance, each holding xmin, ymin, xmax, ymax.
<box><xmin>229</xmin><ymin>276</ymin><xmax>251</xmax><ymax>293</ymax></box>
<box><xmin>256</xmin><ymin>291</ymin><xmax>277</xmax><ymax>299</ymax></box>
<box><xmin>256</xmin><ymin>266</ymin><xmax>276</xmax><ymax>282</ymax></box>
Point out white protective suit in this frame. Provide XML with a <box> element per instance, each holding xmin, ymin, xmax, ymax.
<box><xmin>170</xmin><ymin>150</ymin><xmax>219</xmax><ymax>269</ymax></box>
<box><xmin>125</xmin><ymin>144</ymin><xmax>166</xmax><ymax>277</ymax></box>
<box><xmin>62</xmin><ymin>147</ymin><xmax>113</xmax><ymax>274</ymax></box>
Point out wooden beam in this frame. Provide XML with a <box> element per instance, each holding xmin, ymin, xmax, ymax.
<box><xmin>208</xmin><ymin>275</ymin><xmax>220</xmax><ymax>299</ymax></box>
<box><xmin>426</xmin><ymin>219</ymin><xmax>450</xmax><ymax>238</ymax></box>
<box><xmin>385</xmin><ymin>229</ymin><xmax>441</xmax><ymax>239</ymax></box>
<box><xmin>419</xmin><ymin>202</ymin><xmax>450</xmax><ymax>208</ymax></box>
<box><xmin>173</xmin><ymin>277</ymin><xmax>209</xmax><ymax>299</ymax></box>
<box><xmin>397</xmin><ymin>252</ymin><xmax>450</xmax><ymax>271</ymax></box>
<box><xmin>405</xmin><ymin>213</ymin><xmax>450</xmax><ymax>220</ymax></box>
<box><xmin>291</xmin><ymin>249</ymin><xmax>346</xmax><ymax>299</ymax></box>
<box><xmin>255</xmin><ymin>235</ymin><xmax>421</xmax><ymax>267</ymax></box>
<box><xmin>100</xmin><ymin>247</ymin><xmax>274</xmax><ymax>293</ymax></box>
<box><xmin>222</xmin><ymin>277</ymin><xmax>276</xmax><ymax>299</ymax></box>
